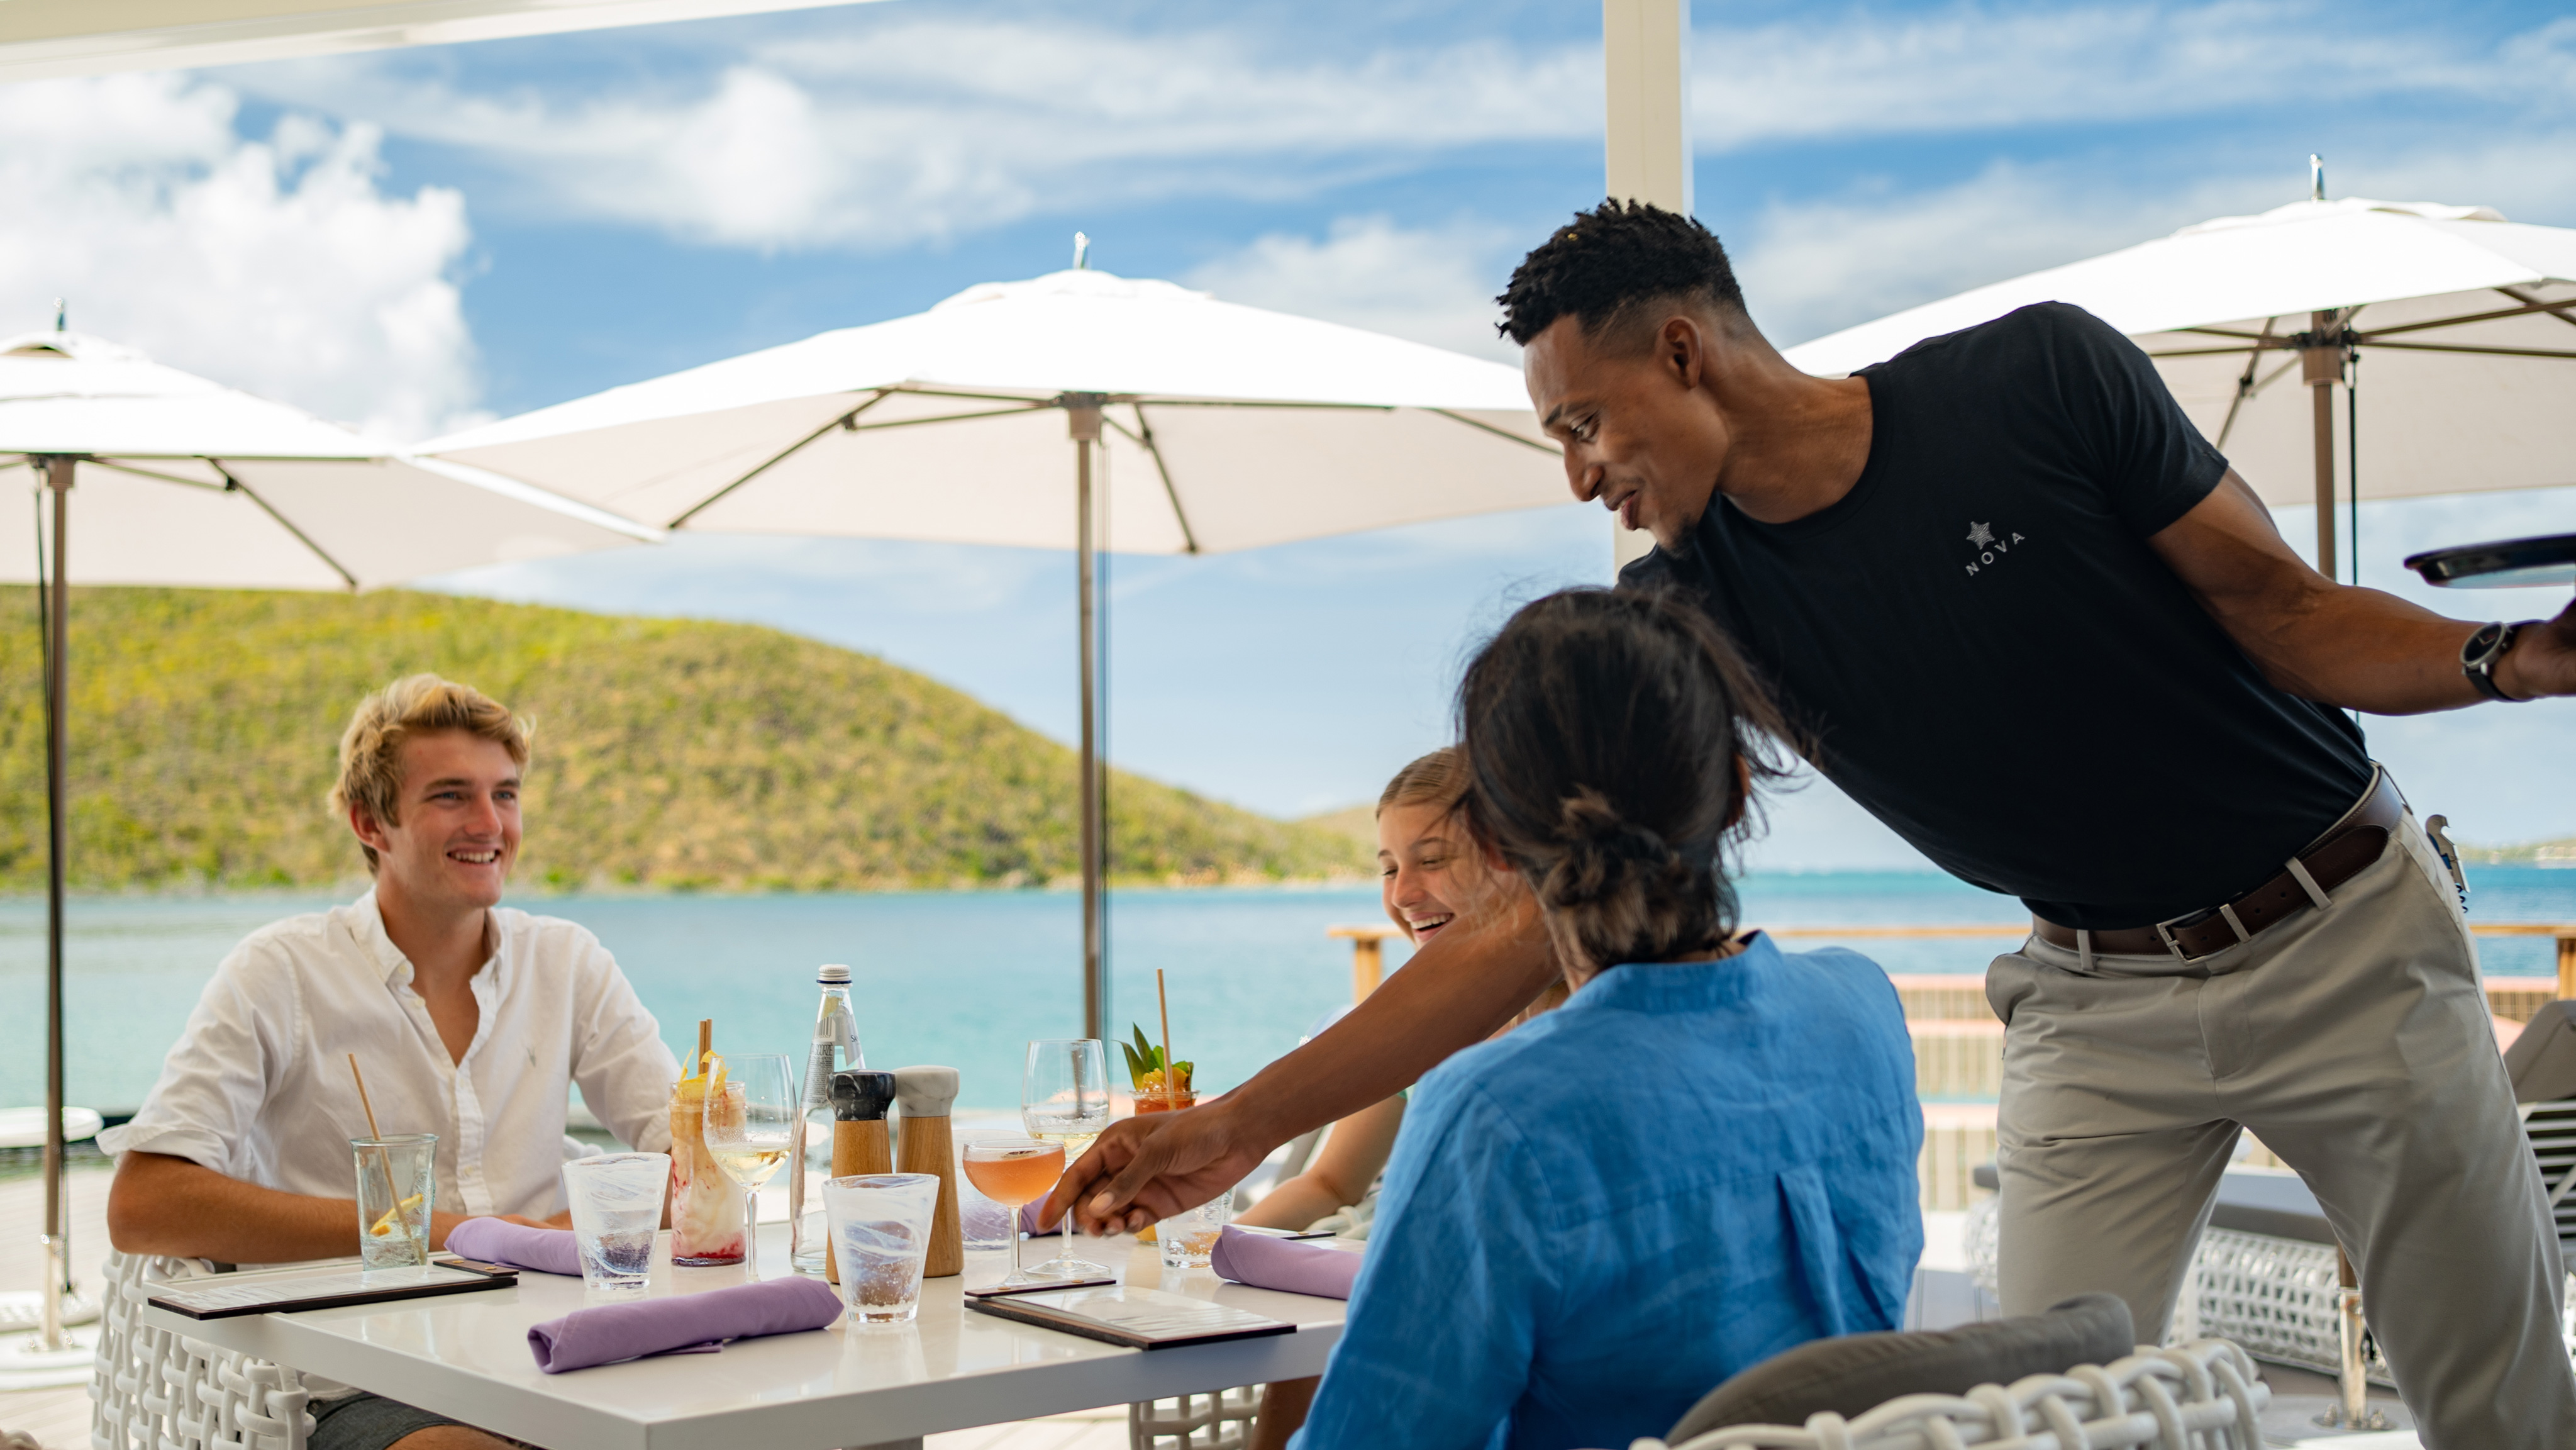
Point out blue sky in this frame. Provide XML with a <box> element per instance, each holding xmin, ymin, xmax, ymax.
<box><xmin>4</xmin><ymin>0</ymin><xmax>2573</xmax><ymax>863</ymax></box>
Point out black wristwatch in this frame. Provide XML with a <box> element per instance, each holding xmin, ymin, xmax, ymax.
<box><xmin>2462</xmin><ymin>621</ymin><xmax>2529</xmax><ymax>702</ymax></box>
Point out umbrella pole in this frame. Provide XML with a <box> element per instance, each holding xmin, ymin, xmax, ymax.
<box><xmin>2304</xmin><ymin>311</ymin><xmax>2340</xmax><ymax>579</ymax></box>
<box><xmin>1069</xmin><ymin>399</ymin><xmax>1109</xmax><ymax>1042</ymax></box>
<box><xmin>38</xmin><ymin>456</ymin><xmax>72</xmax><ymax>1354</ymax></box>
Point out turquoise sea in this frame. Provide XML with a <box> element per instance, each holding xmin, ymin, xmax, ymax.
<box><xmin>4</xmin><ymin>867</ymin><xmax>2571</xmax><ymax>1115</ymax></box>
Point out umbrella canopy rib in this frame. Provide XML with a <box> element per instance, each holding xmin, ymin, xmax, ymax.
<box><xmin>2497</xmin><ymin>286</ymin><xmax>2576</xmax><ymax>331</ymax></box>
<box><xmin>848</xmin><ymin>403</ymin><xmax>1058</xmax><ymax>433</ymax></box>
<box><xmin>2214</xmin><ymin>319</ymin><xmax>2278</xmax><ymax>451</ymax></box>
<box><xmin>667</xmin><ymin>388</ymin><xmax>893</xmax><ymax>529</ymax></box>
<box><xmin>1429</xmin><ymin>408</ymin><xmax>1560</xmax><ymax>455</ymax></box>
<box><xmin>2155</xmin><ymin>296</ymin><xmax>2576</xmax><ymax>359</ymax></box>
<box><xmin>89</xmin><ymin>459</ymin><xmax>226</xmax><ymax>491</ymax></box>
<box><xmin>211</xmin><ymin>463</ymin><xmax>360</xmax><ymax>590</ymax></box>
<box><xmin>2360</xmin><ymin>340</ymin><xmax>2576</xmax><ymax>360</ymax></box>
<box><xmin>1109</xmin><ymin>404</ymin><xmax>1199</xmax><ymax>555</ymax></box>
<box><xmin>1133</xmin><ymin>398</ymin><xmax>1396</xmax><ymax>413</ymax></box>
<box><xmin>2355</xmin><ymin>296</ymin><xmax>2576</xmax><ymax>338</ymax></box>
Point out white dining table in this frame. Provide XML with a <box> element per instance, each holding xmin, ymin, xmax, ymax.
<box><xmin>137</xmin><ymin>1225</ymin><xmax>1355</xmax><ymax>1450</ymax></box>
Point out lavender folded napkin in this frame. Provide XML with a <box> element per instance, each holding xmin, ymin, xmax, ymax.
<box><xmin>1209</xmin><ymin>1225</ymin><xmax>1362</xmax><ymax>1300</ymax></box>
<box><xmin>445</xmin><ymin>1218</ymin><xmax>582</xmax><ymax>1276</ymax></box>
<box><xmin>528</xmin><ymin>1276</ymin><xmax>846</xmax><ymax>1373</ymax></box>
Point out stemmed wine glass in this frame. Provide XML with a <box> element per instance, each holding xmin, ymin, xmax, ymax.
<box><xmin>1022</xmin><ymin>1039</ymin><xmax>1113</xmax><ymax>1280</ymax></box>
<box><xmin>960</xmin><ymin>1134</ymin><xmax>1069</xmax><ymax>1290</ymax></box>
<box><xmin>702</xmin><ymin>1052</ymin><xmax>797</xmax><ymax>1274</ymax></box>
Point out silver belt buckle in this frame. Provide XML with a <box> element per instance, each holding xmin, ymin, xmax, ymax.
<box><xmin>2153</xmin><ymin>914</ymin><xmax>2216</xmax><ymax>965</ymax></box>
<box><xmin>2155</xmin><ymin>902</ymin><xmax>2253</xmax><ymax>965</ymax></box>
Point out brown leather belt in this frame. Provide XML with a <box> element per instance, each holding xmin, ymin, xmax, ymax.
<box><xmin>2033</xmin><ymin>771</ymin><xmax>2404</xmax><ymax>962</ymax></box>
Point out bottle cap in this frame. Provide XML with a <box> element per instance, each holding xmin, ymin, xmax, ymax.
<box><xmin>816</xmin><ymin>964</ymin><xmax>852</xmax><ymax>984</ymax></box>
<box><xmin>892</xmin><ymin>1066</ymin><xmax>958</xmax><ymax>1117</ymax></box>
<box><xmin>830</xmin><ymin>1069</ymin><xmax>897</xmax><ymax>1122</ymax></box>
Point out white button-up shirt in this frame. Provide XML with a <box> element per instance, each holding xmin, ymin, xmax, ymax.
<box><xmin>103</xmin><ymin>891</ymin><xmax>678</xmax><ymax>1220</ymax></box>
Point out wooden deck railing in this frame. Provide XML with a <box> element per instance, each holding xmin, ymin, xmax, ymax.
<box><xmin>1769</xmin><ymin>922</ymin><xmax>2576</xmax><ymax>1002</ymax></box>
<box><xmin>1321</xmin><ymin>920</ymin><xmax>2568</xmax><ymax>1209</ymax></box>
<box><xmin>1330</xmin><ymin>921</ymin><xmax>2576</xmax><ymax>1005</ymax></box>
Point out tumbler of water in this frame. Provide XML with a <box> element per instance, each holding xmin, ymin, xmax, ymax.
<box><xmin>562</xmin><ymin>1152</ymin><xmax>672</xmax><ymax>1294</ymax></box>
<box><xmin>1158</xmin><ymin>1188</ymin><xmax>1233</xmax><ymax>1269</ymax></box>
<box><xmin>352</xmin><ymin>1134</ymin><xmax>436</xmax><ymax>1271</ymax></box>
<box><xmin>824</xmin><ymin>1173</ymin><xmax>941</xmax><ymax>1324</ymax></box>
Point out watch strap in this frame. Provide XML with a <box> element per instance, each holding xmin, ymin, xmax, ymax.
<box><xmin>2463</xmin><ymin>621</ymin><xmax>2526</xmax><ymax>702</ymax></box>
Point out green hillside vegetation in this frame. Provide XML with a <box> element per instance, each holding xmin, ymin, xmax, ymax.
<box><xmin>0</xmin><ymin>587</ymin><xmax>1369</xmax><ymax>893</ymax></box>
<box><xmin>1299</xmin><ymin>804</ymin><xmax>1379</xmax><ymax>856</ymax></box>
<box><xmin>2459</xmin><ymin>835</ymin><xmax>2576</xmax><ymax>867</ymax></box>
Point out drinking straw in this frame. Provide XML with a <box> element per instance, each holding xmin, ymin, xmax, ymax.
<box><xmin>348</xmin><ymin>1052</ymin><xmax>384</xmax><ymax>1140</ymax></box>
<box><xmin>348</xmin><ymin>1054</ymin><xmax>424</xmax><ymax>1266</ymax></box>
<box><xmin>696</xmin><ymin>1018</ymin><xmax>713</xmax><ymax>1079</ymax></box>
<box><xmin>1155</xmin><ymin>970</ymin><xmax>1176</xmax><ymax>1110</ymax></box>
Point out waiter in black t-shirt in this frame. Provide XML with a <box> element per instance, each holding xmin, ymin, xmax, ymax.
<box><xmin>1054</xmin><ymin>203</ymin><xmax>2576</xmax><ymax>1445</ymax></box>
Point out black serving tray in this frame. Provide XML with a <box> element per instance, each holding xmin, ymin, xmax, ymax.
<box><xmin>2405</xmin><ymin>532</ymin><xmax>2576</xmax><ymax>589</ymax></box>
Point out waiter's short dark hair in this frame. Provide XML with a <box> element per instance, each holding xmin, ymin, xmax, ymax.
<box><xmin>1496</xmin><ymin>200</ymin><xmax>1746</xmax><ymax>347</ymax></box>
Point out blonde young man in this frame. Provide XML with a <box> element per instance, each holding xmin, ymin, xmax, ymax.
<box><xmin>104</xmin><ymin>675</ymin><xmax>679</xmax><ymax>1450</ymax></box>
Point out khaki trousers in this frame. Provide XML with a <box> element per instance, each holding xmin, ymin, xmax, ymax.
<box><xmin>1985</xmin><ymin>775</ymin><xmax>2576</xmax><ymax>1449</ymax></box>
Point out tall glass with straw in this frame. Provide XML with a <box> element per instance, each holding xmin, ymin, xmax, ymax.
<box><xmin>702</xmin><ymin>1052</ymin><xmax>796</xmax><ymax>1274</ymax></box>
<box><xmin>1022</xmin><ymin>1039</ymin><xmax>1113</xmax><ymax>1280</ymax></box>
<box><xmin>345</xmin><ymin>1054</ymin><xmax>431</xmax><ymax>1269</ymax></box>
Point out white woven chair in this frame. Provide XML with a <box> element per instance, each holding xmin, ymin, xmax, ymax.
<box><xmin>1631</xmin><ymin>1339</ymin><xmax>2268</xmax><ymax>1450</ymax></box>
<box><xmin>1963</xmin><ymin>1193</ymin><xmax>2402</xmax><ymax>1384</ymax></box>
<box><xmin>1129</xmin><ymin>1385</ymin><xmax>1263</xmax><ymax>1450</ymax></box>
<box><xmin>89</xmin><ymin>1251</ymin><xmax>314</xmax><ymax>1450</ymax></box>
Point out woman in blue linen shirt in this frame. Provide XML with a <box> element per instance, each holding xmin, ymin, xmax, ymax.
<box><xmin>1290</xmin><ymin>588</ymin><xmax>1923</xmax><ymax>1450</ymax></box>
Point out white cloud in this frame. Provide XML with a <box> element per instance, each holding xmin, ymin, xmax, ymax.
<box><xmin>1690</xmin><ymin>2</ymin><xmax>2565</xmax><ymax>150</ymax></box>
<box><xmin>235</xmin><ymin>21</ymin><xmax>1596</xmax><ymax>252</ymax></box>
<box><xmin>1732</xmin><ymin>161</ymin><xmax>2278</xmax><ymax>347</ymax></box>
<box><xmin>223</xmin><ymin>4</ymin><xmax>2573</xmax><ymax>255</ymax></box>
<box><xmin>1185</xmin><ymin>216</ymin><xmax>1519</xmax><ymax>362</ymax></box>
<box><xmin>0</xmin><ymin>73</ymin><xmax>480</xmax><ymax>441</ymax></box>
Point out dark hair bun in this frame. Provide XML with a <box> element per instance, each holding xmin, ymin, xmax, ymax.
<box><xmin>1545</xmin><ymin>789</ymin><xmax>1694</xmax><ymax>903</ymax></box>
<box><xmin>1458</xmin><ymin>588</ymin><xmax>1792</xmax><ymax>975</ymax></box>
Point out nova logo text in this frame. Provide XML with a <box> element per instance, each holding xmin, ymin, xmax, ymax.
<box><xmin>1963</xmin><ymin>521</ymin><xmax>2026</xmax><ymax>577</ymax></box>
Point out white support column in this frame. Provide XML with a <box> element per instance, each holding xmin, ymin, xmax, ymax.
<box><xmin>1602</xmin><ymin>0</ymin><xmax>1693</xmax><ymax>571</ymax></box>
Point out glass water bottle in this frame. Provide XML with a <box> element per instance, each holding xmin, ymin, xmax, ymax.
<box><xmin>789</xmin><ymin>964</ymin><xmax>864</xmax><ymax>1274</ymax></box>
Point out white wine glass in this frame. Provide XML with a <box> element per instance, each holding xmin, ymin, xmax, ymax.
<box><xmin>1022</xmin><ymin>1039</ymin><xmax>1113</xmax><ymax>1280</ymax></box>
<box><xmin>703</xmin><ymin>1052</ymin><xmax>797</xmax><ymax>1274</ymax></box>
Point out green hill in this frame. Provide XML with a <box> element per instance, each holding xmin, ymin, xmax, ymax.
<box><xmin>0</xmin><ymin>587</ymin><xmax>1369</xmax><ymax>893</ymax></box>
<box><xmin>2459</xmin><ymin>835</ymin><xmax>2576</xmax><ymax>867</ymax></box>
<box><xmin>1298</xmin><ymin>803</ymin><xmax>1379</xmax><ymax>856</ymax></box>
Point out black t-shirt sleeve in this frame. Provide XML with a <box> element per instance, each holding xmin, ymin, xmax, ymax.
<box><xmin>2035</xmin><ymin>303</ymin><xmax>2228</xmax><ymax>537</ymax></box>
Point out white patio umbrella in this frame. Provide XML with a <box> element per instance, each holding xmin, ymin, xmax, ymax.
<box><xmin>0</xmin><ymin>325</ymin><xmax>657</xmax><ymax>1371</ymax></box>
<box><xmin>422</xmin><ymin>261</ymin><xmax>1566</xmax><ymax>1039</ymax></box>
<box><xmin>1784</xmin><ymin>174</ymin><xmax>2576</xmax><ymax>577</ymax></box>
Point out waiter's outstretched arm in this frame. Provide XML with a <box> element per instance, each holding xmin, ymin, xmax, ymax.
<box><xmin>1048</xmin><ymin>888</ymin><xmax>1558</xmax><ymax>1234</ymax></box>
<box><xmin>2153</xmin><ymin>470</ymin><xmax>2576</xmax><ymax>709</ymax></box>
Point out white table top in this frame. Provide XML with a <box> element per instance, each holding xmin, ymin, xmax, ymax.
<box><xmin>140</xmin><ymin>1225</ymin><xmax>1356</xmax><ymax>1450</ymax></box>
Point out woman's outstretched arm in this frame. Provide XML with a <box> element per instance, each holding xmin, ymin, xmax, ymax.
<box><xmin>1048</xmin><ymin>887</ymin><xmax>1557</xmax><ymax>1234</ymax></box>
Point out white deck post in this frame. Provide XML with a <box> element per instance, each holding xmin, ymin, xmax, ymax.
<box><xmin>1602</xmin><ymin>0</ymin><xmax>1694</xmax><ymax>571</ymax></box>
